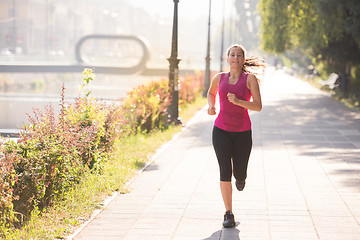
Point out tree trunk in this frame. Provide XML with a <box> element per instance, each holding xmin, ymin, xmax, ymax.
<box><xmin>345</xmin><ymin>61</ymin><xmax>352</xmax><ymax>92</ymax></box>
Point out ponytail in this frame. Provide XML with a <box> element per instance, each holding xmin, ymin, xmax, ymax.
<box><xmin>243</xmin><ymin>56</ymin><xmax>266</xmax><ymax>75</ymax></box>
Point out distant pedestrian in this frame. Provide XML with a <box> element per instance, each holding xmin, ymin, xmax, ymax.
<box><xmin>207</xmin><ymin>44</ymin><xmax>265</xmax><ymax>228</ymax></box>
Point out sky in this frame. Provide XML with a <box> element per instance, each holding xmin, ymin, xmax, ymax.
<box><xmin>128</xmin><ymin>0</ymin><xmax>232</xmax><ymax>26</ymax></box>
<box><xmin>127</xmin><ymin>0</ymin><xmax>237</xmax><ymax>68</ymax></box>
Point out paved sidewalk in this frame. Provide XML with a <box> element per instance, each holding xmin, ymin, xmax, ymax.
<box><xmin>71</xmin><ymin>69</ymin><xmax>360</xmax><ymax>240</ymax></box>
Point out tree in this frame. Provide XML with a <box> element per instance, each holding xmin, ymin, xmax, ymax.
<box><xmin>259</xmin><ymin>0</ymin><xmax>360</xmax><ymax>90</ymax></box>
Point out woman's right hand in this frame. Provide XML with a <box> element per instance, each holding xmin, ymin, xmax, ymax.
<box><xmin>208</xmin><ymin>106</ymin><xmax>216</xmax><ymax>115</ymax></box>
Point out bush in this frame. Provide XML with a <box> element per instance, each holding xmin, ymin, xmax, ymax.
<box><xmin>8</xmin><ymin>105</ymin><xmax>86</xmax><ymax>219</ymax></box>
<box><xmin>179</xmin><ymin>72</ymin><xmax>204</xmax><ymax>106</ymax></box>
<box><xmin>0</xmin><ymin>69</ymin><xmax>123</xmax><ymax>227</ymax></box>
<box><xmin>121</xmin><ymin>79</ymin><xmax>170</xmax><ymax>134</ymax></box>
<box><xmin>121</xmin><ymin>71</ymin><xmax>204</xmax><ymax>133</ymax></box>
<box><xmin>0</xmin><ymin>144</ymin><xmax>17</xmax><ymax>230</ymax></box>
<box><xmin>0</xmin><ymin>69</ymin><xmax>204</xmax><ymax>234</ymax></box>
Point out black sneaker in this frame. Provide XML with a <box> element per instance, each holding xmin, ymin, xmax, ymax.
<box><xmin>235</xmin><ymin>180</ymin><xmax>246</xmax><ymax>191</ymax></box>
<box><xmin>223</xmin><ymin>210</ymin><xmax>235</xmax><ymax>228</ymax></box>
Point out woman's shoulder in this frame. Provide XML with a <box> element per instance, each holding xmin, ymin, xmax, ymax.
<box><xmin>245</xmin><ymin>73</ymin><xmax>257</xmax><ymax>81</ymax></box>
<box><xmin>220</xmin><ymin>72</ymin><xmax>231</xmax><ymax>79</ymax></box>
<box><xmin>215</xmin><ymin>71</ymin><xmax>229</xmax><ymax>77</ymax></box>
<box><xmin>212</xmin><ymin>72</ymin><xmax>227</xmax><ymax>82</ymax></box>
<box><xmin>245</xmin><ymin>73</ymin><xmax>259</xmax><ymax>88</ymax></box>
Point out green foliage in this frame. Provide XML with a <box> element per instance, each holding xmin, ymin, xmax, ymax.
<box><xmin>259</xmin><ymin>0</ymin><xmax>355</xmax><ymax>52</ymax></box>
<box><xmin>0</xmin><ymin>69</ymin><xmax>122</xmax><ymax>233</ymax></box>
<box><xmin>121</xmin><ymin>79</ymin><xmax>170</xmax><ymax>134</ymax></box>
<box><xmin>80</xmin><ymin>68</ymin><xmax>95</xmax><ymax>98</ymax></box>
<box><xmin>259</xmin><ymin>0</ymin><xmax>292</xmax><ymax>53</ymax></box>
<box><xmin>178</xmin><ymin>73</ymin><xmax>204</xmax><ymax>107</ymax></box>
<box><xmin>351</xmin><ymin>65</ymin><xmax>360</xmax><ymax>90</ymax></box>
<box><xmin>0</xmin><ymin>145</ymin><xmax>17</xmax><ymax>230</ymax></box>
<box><xmin>9</xmin><ymin>106</ymin><xmax>85</xmax><ymax>219</ymax></box>
<box><xmin>121</xmin><ymin>72</ymin><xmax>204</xmax><ymax>134</ymax></box>
<box><xmin>0</xmin><ymin>69</ymin><xmax>205</xmax><ymax>236</ymax></box>
<box><xmin>259</xmin><ymin>0</ymin><xmax>360</xmax><ymax>89</ymax></box>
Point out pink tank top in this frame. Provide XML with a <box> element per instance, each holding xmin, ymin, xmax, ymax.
<box><xmin>214</xmin><ymin>72</ymin><xmax>252</xmax><ymax>132</ymax></box>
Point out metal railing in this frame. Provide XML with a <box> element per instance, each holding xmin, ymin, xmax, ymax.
<box><xmin>0</xmin><ymin>34</ymin><xmax>150</xmax><ymax>75</ymax></box>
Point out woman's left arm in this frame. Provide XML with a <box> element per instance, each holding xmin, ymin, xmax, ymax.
<box><xmin>227</xmin><ymin>74</ymin><xmax>262</xmax><ymax>111</ymax></box>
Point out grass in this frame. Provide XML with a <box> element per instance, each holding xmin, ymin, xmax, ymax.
<box><xmin>332</xmin><ymin>89</ymin><xmax>360</xmax><ymax>111</ymax></box>
<box><xmin>3</xmin><ymin>96</ymin><xmax>207</xmax><ymax>240</ymax></box>
<box><xmin>300</xmin><ymin>74</ymin><xmax>360</xmax><ymax>112</ymax></box>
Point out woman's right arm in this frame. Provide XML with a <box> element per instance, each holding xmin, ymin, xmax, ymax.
<box><xmin>207</xmin><ymin>73</ymin><xmax>221</xmax><ymax>115</ymax></box>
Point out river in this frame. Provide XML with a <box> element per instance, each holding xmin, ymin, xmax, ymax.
<box><xmin>0</xmin><ymin>72</ymin><xmax>167</xmax><ymax>131</ymax></box>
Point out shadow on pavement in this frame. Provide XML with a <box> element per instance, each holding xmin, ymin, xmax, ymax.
<box><xmin>201</xmin><ymin>227</ymin><xmax>241</xmax><ymax>240</ymax></box>
<box><xmin>201</xmin><ymin>230</ymin><xmax>221</xmax><ymax>240</ymax></box>
<box><xmin>260</xmin><ymin>90</ymin><xmax>360</xmax><ymax>191</ymax></box>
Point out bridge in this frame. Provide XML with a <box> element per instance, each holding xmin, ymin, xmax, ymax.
<box><xmin>0</xmin><ymin>34</ymin><xmax>195</xmax><ymax>76</ymax></box>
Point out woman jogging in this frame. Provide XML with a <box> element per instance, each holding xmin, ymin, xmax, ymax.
<box><xmin>207</xmin><ymin>44</ymin><xmax>265</xmax><ymax>228</ymax></box>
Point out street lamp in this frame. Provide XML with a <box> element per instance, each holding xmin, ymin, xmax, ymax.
<box><xmin>167</xmin><ymin>0</ymin><xmax>181</xmax><ymax>125</ymax></box>
<box><xmin>203</xmin><ymin>0</ymin><xmax>211</xmax><ymax>96</ymax></box>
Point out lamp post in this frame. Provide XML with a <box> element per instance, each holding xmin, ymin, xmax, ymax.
<box><xmin>203</xmin><ymin>0</ymin><xmax>212</xmax><ymax>97</ymax></box>
<box><xmin>167</xmin><ymin>0</ymin><xmax>181</xmax><ymax>125</ymax></box>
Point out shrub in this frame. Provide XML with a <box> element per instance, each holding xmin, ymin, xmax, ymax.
<box><xmin>7</xmin><ymin>104</ymin><xmax>85</xmax><ymax>219</ymax></box>
<box><xmin>0</xmin><ymin>69</ymin><xmax>123</xmax><ymax>227</ymax></box>
<box><xmin>121</xmin><ymin>71</ymin><xmax>204</xmax><ymax>134</ymax></box>
<box><xmin>0</xmin><ymin>69</ymin><xmax>205</xmax><ymax>234</ymax></box>
<box><xmin>121</xmin><ymin>79</ymin><xmax>170</xmax><ymax>134</ymax></box>
<box><xmin>179</xmin><ymin>71</ymin><xmax>204</xmax><ymax>106</ymax></box>
<box><xmin>0</xmin><ymin>143</ymin><xmax>17</xmax><ymax>230</ymax></box>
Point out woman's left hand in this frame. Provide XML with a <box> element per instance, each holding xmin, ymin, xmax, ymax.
<box><xmin>227</xmin><ymin>93</ymin><xmax>238</xmax><ymax>105</ymax></box>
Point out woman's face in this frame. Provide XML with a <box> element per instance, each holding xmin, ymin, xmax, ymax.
<box><xmin>227</xmin><ymin>47</ymin><xmax>245</xmax><ymax>67</ymax></box>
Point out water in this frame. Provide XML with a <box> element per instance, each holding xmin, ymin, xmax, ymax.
<box><xmin>0</xmin><ymin>72</ymin><xmax>167</xmax><ymax>129</ymax></box>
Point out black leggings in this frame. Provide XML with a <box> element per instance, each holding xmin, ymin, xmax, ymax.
<box><xmin>212</xmin><ymin>126</ymin><xmax>252</xmax><ymax>182</ymax></box>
